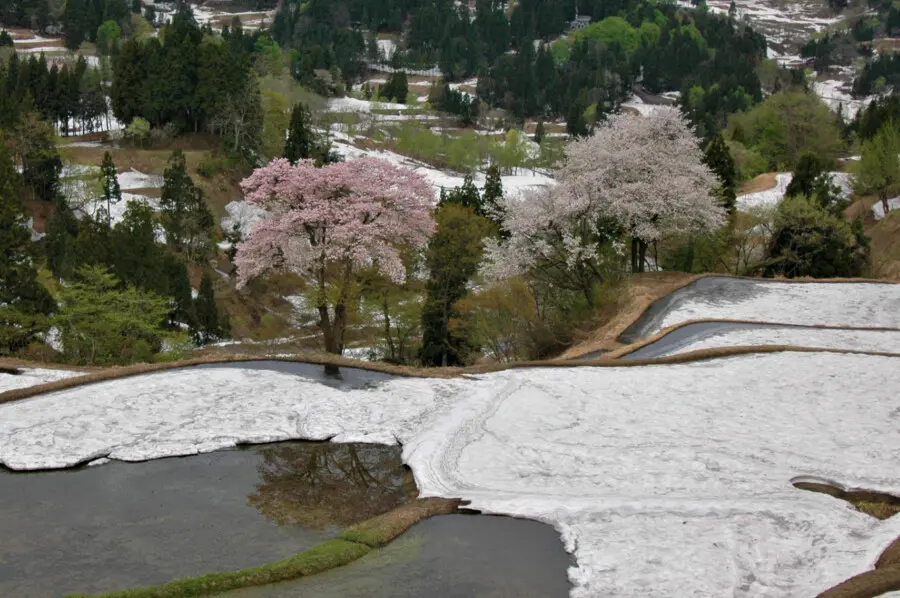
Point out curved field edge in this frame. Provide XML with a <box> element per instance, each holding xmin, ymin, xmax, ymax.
<box><xmin>5</xmin><ymin>346</ymin><xmax>900</xmax><ymax>406</ymax></box>
<box><xmin>817</xmin><ymin>537</ymin><xmax>900</xmax><ymax>598</ymax></box>
<box><xmin>64</xmin><ymin>497</ymin><xmax>464</xmax><ymax>598</ymax></box>
<box><xmin>560</xmin><ymin>273</ymin><xmax>900</xmax><ymax>360</ymax></box>
<box><xmin>602</xmin><ymin>319</ymin><xmax>900</xmax><ymax>360</ymax></box>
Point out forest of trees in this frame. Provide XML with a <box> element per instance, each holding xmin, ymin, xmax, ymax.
<box><xmin>0</xmin><ymin>0</ymin><xmax>892</xmax><ymax>367</ymax></box>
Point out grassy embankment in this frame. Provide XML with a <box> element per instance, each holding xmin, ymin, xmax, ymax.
<box><xmin>65</xmin><ymin>498</ymin><xmax>463</xmax><ymax>598</ymax></box>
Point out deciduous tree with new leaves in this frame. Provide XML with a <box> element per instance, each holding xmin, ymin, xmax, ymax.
<box><xmin>235</xmin><ymin>158</ymin><xmax>436</xmax><ymax>355</ymax></box>
<box><xmin>560</xmin><ymin>107</ymin><xmax>724</xmax><ymax>273</ymax></box>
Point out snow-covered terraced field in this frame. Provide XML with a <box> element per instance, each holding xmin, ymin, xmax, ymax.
<box><xmin>629</xmin><ymin>324</ymin><xmax>900</xmax><ymax>358</ymax></box>
<box><xmin>0</xmin><ymin>368</ymin><xmax>82</xmax><ymax>393</ymax></box>
<box><xmin>0</xmin><ymin>352</ymin><xmax>898</xmax><ymax>597</ymax></box>
<box><xmin>622</xmin><ymin>277</ymin><xmax>900</xmax><ymax>342</ymax></box>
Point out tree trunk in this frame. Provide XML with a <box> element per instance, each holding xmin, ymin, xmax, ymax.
<box><xmin>317</xmin><ymin>304</ymin><xmax>340</xmax><ymax>354</ymax></box>
<box><xmin>631</xmin><ymin>238</ymin><xmax>648</xmax><ymax>273</ymax></box>
<box><xmin>382</xmin><ymin>298</ymin><xmax>396</xmax><ymax>362</ymax></box>
<box><xmin>631</xmin><ymin>238</ymin><xmax>639</xmax><ymax>273</ymax></box>
<box><xmin>333</xmin><ymin>302</ymin><xmax>347</xmax><ymax>355</ymax></box>
<box><xmin>882</xmin><ymin>193</ymin><xmax>891</xmax><ymax>217</ymax></box>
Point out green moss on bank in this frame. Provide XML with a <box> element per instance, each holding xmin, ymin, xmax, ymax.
<box><xmin>64</xmin><ymin>498</ymin><xmax>464</xmax><ymax>598</ymax></box>
<box><xmin>64</xmin><ymin>539</ymin><xmax>370</xmax><ymax>598</ymax></box>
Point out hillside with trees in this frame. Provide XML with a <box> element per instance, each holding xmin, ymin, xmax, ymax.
<box><xmin>0</xmin><ymin>0</ymin><xmax>897</xmax><ymax>367</ymax></box>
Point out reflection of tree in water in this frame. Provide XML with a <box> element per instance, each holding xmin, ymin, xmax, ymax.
<box><xmin>248</xmin><ymin>443</ymin><xmax>418</xmax><ymax>530</ymax></box>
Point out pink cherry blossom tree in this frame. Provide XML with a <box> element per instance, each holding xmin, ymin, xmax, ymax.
<box><xmin>235</xmin><ymin>157</ymin><xmax>436</xmax><ymax>354</ymax></box>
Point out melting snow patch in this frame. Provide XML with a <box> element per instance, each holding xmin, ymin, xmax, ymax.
<box><xmin>327</xmin><ymin>97</ymin><xmax>412</xmax><ymax>113</ymax></box>
<box><xmin>872</xmin><ymin>197</ymin><xmax>900</xmax><ymax>220</ymax></box>
<box><xmin>117</xmin><ymin>168</ymin><xmax>163</xmax><ymax>191</ymax></box>
<box><xmin>329</xmin><ymin>142</ymin><xmax>555</xmax><ymax>200</ymax></box>
<box><xmin>737</xmin><ymin>173</ymin><xmax>792</xmax><ymax>209</ymax></box>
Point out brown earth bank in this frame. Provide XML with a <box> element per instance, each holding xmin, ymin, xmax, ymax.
<box><xmin>5</xmin><ymin>345</ymin><xmax>900</xmax><ymax>407</ymax></box>
<box><xmin>737</xmin><ymin>171</ymin><xmax>778</xmax><ymax>195</ymax></box>
<box><xmin>817</xmin><ymin>535</ymin><xmax>900</xmax><ymax>598</ymax></box>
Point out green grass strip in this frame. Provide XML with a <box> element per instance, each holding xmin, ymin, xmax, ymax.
<box><xmin>65</xmin><ymin>539</ymin><xmax>371</xmax><ymax>598</ymax></box>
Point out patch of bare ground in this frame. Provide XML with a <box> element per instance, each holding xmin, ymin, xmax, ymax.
<box><xmin>797</xmin><ymin>479</ymin><xmax>900</xmax><ymax>597</ymax></box>
<box><xmin>793</xmin><ymin>481</ymin><xmax>900</xmax><ymax>520</ymax></box>
<box><xmin>845</xmin><ymin>195</ymin><xmax>880</xmax><ymax>222</ymax></box>
<box><xmin>868</xmin><ymin>211</ymin><xmax>900</xmax><ymax>281</ymax></box>
<box><xmin>524</xmin><ymin>121</ymin><xmax>567</xmax><ymax>134</ymax></box>
<box><xmin>738</xmin><ymin>172</ymin><xmax>778</xmax><ymax>195</ymax></box>
<box><xmin>873</xmin><ymin>38</ymin><xmax>900</xmax><ymax>53</ymax></box>
<box><xmin>558</xmin><ymin>272</ymin><xmax>700</xmax><ymax>359</ymax></box>
<box><xmin>15</xmin><ymin>39</ymin><xmax>64</xmax><ymax>49</ymax></box>
<box><xmin>817</xmin><ymin>535</ymin><xmax>900</xmax><ymax>598</ymax></box>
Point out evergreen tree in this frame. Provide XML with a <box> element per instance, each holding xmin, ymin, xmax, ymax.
<box><xmin>703</xmin><ymin>133</ymin><xmax>737</xmax><ymax>215</ymax></box>
<box><xmin>53</xmin><ymin>265</ymin><xmax>172</xmax><ymax>365</ymax></box>
<box><xmin>191</xmin><ymin>272</ymin><xmax>224</xmax><ymax>344</ymax></box>
<box><xmin>160</xmin><ymin>150</ymin><xmax>214</xmax><ymax>262</ymax></box>
<box><xmin>44</xmin><ymin>197</ymin><xmax>81</xmax><ymax>280</ymax></box>
<box><xmin>534</xmin><ymin>120</ymin><xmax>545</xmax><ymax>144</ymax></box>
<box><xmin>283</xmin><ymin>102</ymin><xmax>316</xmax><ymax>164</ymax></box>
<box><xmin>762</xmin><ymin>195</ymin><xmax>869</xmax><ymax>278</ymax></box>
<box><xmin>439</xmin><ymin>174</ymin><xmax>483</xmax><ymax>214</ymax></box>
<box><xmin>0</xmin><ymin>131</ymin><xmax>54</xmax><ymax>353</ymax></box>
<box><xmin>482</xmin><ymin>163</ymin><xmax>506</xmax><ymax>231</ymax></box>
<box><xmin>420</xmin><ymin>204</ymin><xmax>493</xmax><ymax>367</ymax></box>
<box><xmin>380</xmin><ymin>70</ymin><xmax>408</xmax><ymax>103</ymax></box>
<box><xmin>13</xmin><ymin>108</ymin><xmax>62</xmax><ymax>201</ymax></box>
<box><xmin>98</xmin><ymin>151</ymin><xmax>121</xmax><ymax>225</ymax></box>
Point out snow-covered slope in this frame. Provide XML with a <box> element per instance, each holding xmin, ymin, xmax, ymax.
<box><xmin>0</xmin><ymin>353</ymin><xmax>898</xmax><ymax>597</ymax></box>
<box><xmin>633</xmin><ymin>326</ymin><xmax>900</xmax><ymax>357</ymax></box>
<box><xmin>0</xmin><ymin>368</ymin><xmax>82</xmax><ymax>394</ymax></box>
<box><xmin>642</xmin><ymin>279</ymin><xmax>900</xmax><ymax>338</ymax></box>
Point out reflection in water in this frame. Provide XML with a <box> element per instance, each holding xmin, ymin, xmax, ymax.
<box><xmin>248</xmin><ymin>443</ymin><xmax>418</xmax><ymax>530</ymax></box>
<box><xmin>0</xmin><ymin>441</ymin><xmax>415</xmax><ymax>598</ymax></box>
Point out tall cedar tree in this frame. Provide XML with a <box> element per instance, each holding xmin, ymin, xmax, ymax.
<box><xmin>703</xmin><ymin>133</ymin><xmax>737</xmax><ymax>215</ymax></box>
<box><xmin>192</xmin><ymin>272</ymin><xmax>224</xmax><ymax>344</ymax></box>
<box><xmin>439</xmin><ymin>175</ymin><xmax>482</xmax><ymax>214</ymax></box>
<box><xmin>44</xmin><ymin>197</ymin><xmax>81</xmax><ymax>280</ymax></box>
<box><xmin>420</xmin><ymin>204</ymin><xmax>494</xmax><ymax>367</ymax></box>
<box><xmin>0</xmin><ymin>131</ymin><xmax>54</xmax><ymax>339</ymax></box>
<box><xmin>160</xmin><ymin>150</ymin><xmax>214</xmax><ymax>262</ymax></box>
<box><xmin>380</xmin><ymin>71</ymin><xmax>408</xmax><ymax>103</ymax></box>
<box><xmin>98</xmin><ymin>151</ymin><xmax>121</xmax><ymax>225</ymax></box>
<box><xmin>283</xmin><ymin>102</ymin><xmax>316</xmax><ymax>164</ymax></box>
<box><xmin>786</xmin><ymin>152</ymin><xmax>845</xmax><ymax>214</ymax></box>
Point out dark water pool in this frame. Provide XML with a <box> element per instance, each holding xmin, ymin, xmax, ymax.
<box><xmin>226</xmin><ymin>514</ymin><xmax>573</xmax><ymax>598</ymax></box>
<box><xmin>0</xmin><ymin>442</ymin><xmax>414</xmax><ymax>597</ymax></box>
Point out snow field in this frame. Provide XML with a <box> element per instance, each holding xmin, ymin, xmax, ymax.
<box><xmin>649</xmin><ymin>280</ymin><xmax>900</xmax><ymax>336</ymax></box>
<box><xmin>638</xmin><ymin>326</ymin><xmax>900</xmax><ymax>357</ymax></box>
<box><xmin>0</xmin><ymin>352</ymin><xmax>897</xmax><ymax>597</ymax></box>
<box><xmin>0</xmin><ymin>368</ymin><xmax>83</xmax><ymax>394</ymax></box>
<box><xmin>736</xmin><ymin>172</ymin><xmax>854</xmax><ymax>210</ymax></box>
